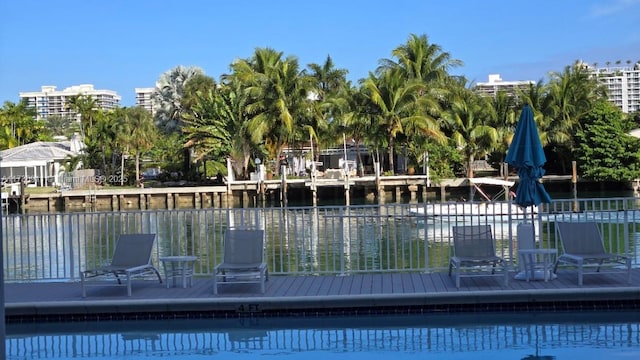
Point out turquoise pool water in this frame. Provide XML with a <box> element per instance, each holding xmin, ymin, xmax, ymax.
<box><xmin>6</xmin><ymin>311</ymin><xmax>640</xmax><ymax>359</ymax></box>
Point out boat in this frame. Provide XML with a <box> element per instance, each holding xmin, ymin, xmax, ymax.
<box><xmin>409</xmin><ymin>178</ymin><xmax>537</xmax><ymax>218</ymax></box>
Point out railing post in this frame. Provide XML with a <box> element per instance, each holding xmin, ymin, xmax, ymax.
<box><xmin>339</xmin><ymin>207</ymin><xmax>346</xmax><ymax>276</ymax></box>
<box><xmin>67</xmin><ymin>213</ymin><xmax>75</xmax><ymax>280</ymax></box>
<box><xmin>624</xmin><ymin>200</ymin><xmax>630</xmax><ymax>259</ymax></box>
<box><xmin>423</xmin><ymin>212</ymin><xmax>430</xmax><ymax>273</ymax></box>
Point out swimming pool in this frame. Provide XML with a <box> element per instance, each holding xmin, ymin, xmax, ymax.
<box><xmin>6</xmin><ymin>311</ymin><xmax>640</xmax><ymax>359</ymax></box>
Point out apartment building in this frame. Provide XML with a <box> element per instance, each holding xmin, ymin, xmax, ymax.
<box><xmin>19</xmin><ymin>84</ymin><xmax>121</xmax><ymax>120</ymax></box>
<box><xmin>135</xmin><ymin>87</ymin><xmax>156</xmax><ymax>115</ymax></box>
<box><xmin>474</xmin><ymin>74</ymin><xmax>534</xmax><ymax>98</ymax></box>
<box><xmin>586</xmin><ymin>62</ymin><xmax>640</xmax><ymax>114</ymax></box>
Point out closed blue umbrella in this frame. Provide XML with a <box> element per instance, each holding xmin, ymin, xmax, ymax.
<box><xmin>506</xmin><ymin>105</ymin><xmax>552</xmax><ymax>208</ymax></box>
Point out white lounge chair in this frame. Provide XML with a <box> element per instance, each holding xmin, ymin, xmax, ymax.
<box><xmin>80</xmin><ymin>233</ymin><xmax>162</xmax><ymax>297</ymax></box>
<box><xmin>554</xmin><ymin>222</ymin><xmax>631</xmax><ymax>286</ymax></box>
<box><xmin>449</xmin><ymin>225</ymin><xmax>509</xmax><ymax>288</ymax></box>
<box><xmin>213</xmin><ymin>229</ymin><xmax>268</xmax><ymax>294</ymax></box>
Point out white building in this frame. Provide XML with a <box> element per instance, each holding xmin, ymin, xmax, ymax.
<box><xmin>474</xmin><ymin>74</ymin><xmax>534</xmax><ymax>99</ymax></box>
<box><xmin>586</xmin><ymin>62</ymin><xmax>640</xmax><ymax>114</ymax></box>
<box><xmin>19</xmin><ymin>84</ymin><xmax>121</xmax><ymax>120</ymax></box>
<box><xmin>0</xmin><ymin>134</ymin><xmax>85</xmax><ymax>187</ymax></box>
<box><xmin>135</xmin><ymin>87</ymin><xmax>156</xmax><ymax>115</ymax></box>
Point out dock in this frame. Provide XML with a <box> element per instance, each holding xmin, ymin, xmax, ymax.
<box><xmin>9</xmin><ymin>174</ymin><xmax>574</xmax><ymax>212</ymax></box>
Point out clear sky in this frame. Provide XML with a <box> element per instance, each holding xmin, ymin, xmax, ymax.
<box><xmin>1</xmin><ymin>0</ymin><xmax>639</xmax><ymax>106</ymax></box>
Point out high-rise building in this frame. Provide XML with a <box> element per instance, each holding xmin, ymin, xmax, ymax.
<box><xmin>135</xmin><ymin>87</ymin><xmax>156</xmax><ymax>115</ymax></box>
<box><xmin>474</xmin><ymin>74</ymin><xmax>534</xmax><ymax>99</ymax></box>
<box><xmin>585</xmin><ymin>62</ymin><xmax>640</xmax><ymax>114</ymax></box>
<box><xmin>19</xmin><ymin>84</ymin><xmax>121</xmax><ymax>120</ymax></box>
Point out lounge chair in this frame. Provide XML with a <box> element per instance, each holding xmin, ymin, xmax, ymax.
<box><xmin>449</xmin><ymin>225</ymin><xmax>509</xmax><ymax>288</ymax></box>
<box><xmin>554</xmin><ymin>222</ymin><xmax>631</xmax><ymax>286</ymax></box>
<box><xmin>213</xmin><ymin>229</ymin><xmax>268</xmax><ymax>294</ymax></box>
<box><xmin>80</xmin><ymin>233</ymin><xmax>162</xmax><ymax>297</ymax></box>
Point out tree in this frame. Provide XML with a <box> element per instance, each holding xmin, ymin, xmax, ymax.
<box><xmin>373</xmin><ymin>33</ymin><xmax>456</xmax><ymax>173</ymax></box>
<box><xmin>182</xmin><ymin>88</ymin><xmax>232</xmax><ymax>177</ymax></box>
<box><xmin>66</xmin><ymin>95</ymin><xmax>98</xmax><ymax>140</ymax></box>
<box><xmin>230</xmin><ymin>48</ymin><xmax>310</xmax><ymax>174</ymax></box>
<box><xmin>303</xmin><ymin>56</ymin><xmax>349</xmax><ymax>169</ymax></box>
<box><xmin>153</xmin><ymin>66</ymin><xmax>205</xmax><ymax>134</ymax></box>
<box><xmin>126</xmin><ymin>107</ymin><xmax>156</xmax><ymax>185</ymax></box>
<box><xmin>575</xmin><ymin>100</ymin><xmax>640</xmax><ymax>182</ymax></box>
<box><xmin>443</xmin><ymin>81</ymin><xmax>497</xmax><ymax>178</ymax></box>
<box><xmin>305</xmin><ymin>55</ymin><xmax>348</xmax><ymax>101</ymax></box>
<box><xmin>379</xmin><ymin>33</ymin><xmax>462</xmax><ymax>83</ymax></box>
<box><xmin>152</xmin><ymin>66</ymin><xmax>205</xmax><ymax>175</ymax></box>
<box><xmin>44</xmin><ymin>115</ymin><xmax>78</xmax><ymax>139</ymax></box>
<box><xmin>0</xmin><ymin>99</ymin><xmax>40</xmax><ymax>148</ymax></box>
<box><xmin>361</xmin><ymin>69</ymin><xmax>426</xmax><ymax>174</ymax></box>
<box><xmin>544</xmin><ymin>63</ymin><xmax>604</xmax><ymax>173</ymax></box>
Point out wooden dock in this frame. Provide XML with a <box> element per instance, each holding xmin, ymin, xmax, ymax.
<box><xmin>10</xmin><ymin>174</ymin><xmax>575</xmax><ymax>212</ymax></box>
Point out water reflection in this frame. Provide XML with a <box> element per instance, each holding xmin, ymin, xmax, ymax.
<box><xmin>6</xmin><ymin>311</ymin><xmax>639</xmax><ymax>359</ymax></box>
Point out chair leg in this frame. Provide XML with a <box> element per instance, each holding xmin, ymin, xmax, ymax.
<box><xmin>81</xmin><ymin>272</ymin><xmax>87</xmax><ymax>298</ymax></box>
<box><xmin>152</xmin><ymin>267</ymin><xmax>162</xmax><ymax>284</ymax></box>
<box><xmin>503</xmin><ymin>263</ymin><xmax>509</xmax><ymax>286</ymax></box>
<box><xmin>213</xmin><ymin>273</ymin><xmax>218</xmax><ymax>295</ymax></box>
<box><xmin>577</xmin><ymin>260</ymin><xmax>583</xmax><ymax>286</ymax></box>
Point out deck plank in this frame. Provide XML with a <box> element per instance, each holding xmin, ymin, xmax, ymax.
<box><xmin>5</xmin><ymin>269</ymin><xmax>640</xmax><ymax>319</ymax></box>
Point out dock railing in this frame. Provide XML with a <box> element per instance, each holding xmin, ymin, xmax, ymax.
<box><xmin>2</xmin><ymin>197</ymin><xmax>639</xmax><ymax>282</ymax></box>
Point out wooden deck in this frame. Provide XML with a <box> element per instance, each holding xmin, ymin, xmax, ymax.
<box><xmin>6</xmin><ymin>269</ymin><xmax>640</xmax><ymax>321</ymax></box>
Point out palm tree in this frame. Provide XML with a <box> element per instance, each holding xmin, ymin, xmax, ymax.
<box><xmin>443</xmin><ymin>82</ymin><xmax>497</xmax><ymax>179</ymax></box>
<box><xmin>374</xmin><ymin>33</ymin><xmax>458</xmax><ymax>173</ymax></box>
<box><xmin>379</xmin><ymin>33</ymin><xmax>463</xmax><ymax>83</ymax></box>
<box><xmin>152</xmin><ymin>66</ymin><xmax>205</xmax><ymax>134</ymax></box>
<box><xmin>44</xmin><ymin>115</ymin><xmax>77</xmax><ymax>139</ymax></box>
<box><xmin>544</xmin><ymin>64</ymin><xmax>603</xmax><ymax>172</ymax></box>
<box><xmin>217</xmin><ymin>75</ymin><xmax>260</xmax><ymax>179</ymax></box>
<box><xmin>303</xmin><ymin>55</ymin><xmax>349</xmax><ymax>168</ymax></box>
<box><xmin>361</xmin><ymin>68</ymin><xmax>433</xmax><ymax>174</ymax></box>
<box><xmin>230</xmin><ymin>48</ymin><xmax>310</xmax><ymax>174</ymax></box>
<box><xmin>66</xmin><ymin>95</ymin><xmax>98</xmax><ymax>140</ymax></box>
<box><xmin>110</xmin><ymin>107</ymin><xmax>132</xmax><ymax>185</ymax></box>
<box><xmin>152</xmin><ymin>65</ymin><xmax>205</xmax><ymax>175</ymax></box>
<box><xmin>305</xmin><ymin>55</ymin><xmax>349</xmax><ymax>101</ymax></box>
<box><xmin>486</xmin><ymin>90</ymin><xmax>517</xmax><ymax>168</ymax></box>
<box><xmin>182</xmin><ymin>88</ymin><xmax>232</xmax><ymax>177</ymax></box>
<box><xmin>126</xmin><ymin>107</ymin><xmax>156</xmax><ymax>185</ymax></box>
<box><xmin>0</xmin><ymin>99</ymin><xmax>39</xmax><ymax>147</ymax></box>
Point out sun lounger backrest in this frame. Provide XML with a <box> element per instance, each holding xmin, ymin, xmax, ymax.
<box><xmin>224</xmin><ymin>229</ymin><xmax>265</xmax><ymax>265</ymax></box>
<box><xmin>110</xmin><ymin>234</ymin><xmax>157</xmax><ymax>268</ymax></box>
<box><xmin>452</xmin><ymin>225</ymin><xmax>495</xmax><ymax>257</ymax></box>
<box><xmin>517</xmin><ymin>223</ymin><xmax>535</xmax><ymax>250</ymax></box>
<box><xmin>556</xmin><ymin>222</ymin><xmax>606</xmax><ymax>255</ymax></box>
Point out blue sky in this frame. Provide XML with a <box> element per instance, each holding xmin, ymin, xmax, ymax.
<box><xmin>1</xmin><ymin>0</ymin><xmax>639</xmax><ymax>106</ymax></box>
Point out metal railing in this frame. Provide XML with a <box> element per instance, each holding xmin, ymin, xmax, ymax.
<box><xmin>2</xmin><ymin>197</ymin><xmax>639</xmax><ymax>282</ymax></box>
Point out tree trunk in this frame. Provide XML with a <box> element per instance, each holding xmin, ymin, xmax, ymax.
<box><xmin>135</xmin><ymin>153</ymin><xmax>141</xmax><ymax>187</ymax></box>
<box><xmin>388</xmin><ymin>136</ymin><xmax>395</xmax><ymax>175</ymax></box>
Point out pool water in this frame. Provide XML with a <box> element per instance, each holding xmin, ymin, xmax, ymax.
<box><xmin>6</xmin><ymin>311</ymin><xmax>640</xmax><ymax>359</ymax></box>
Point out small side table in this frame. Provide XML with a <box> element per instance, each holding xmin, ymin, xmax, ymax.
<box><xmin>159</xmin><ymin>256</ymin><xmax>198</xmax><ymax>288</ymax></box>
<box><xmin>517</xmin><ymin>249</ymin><xmax>558</xmax><ymax>282</ymax></box>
